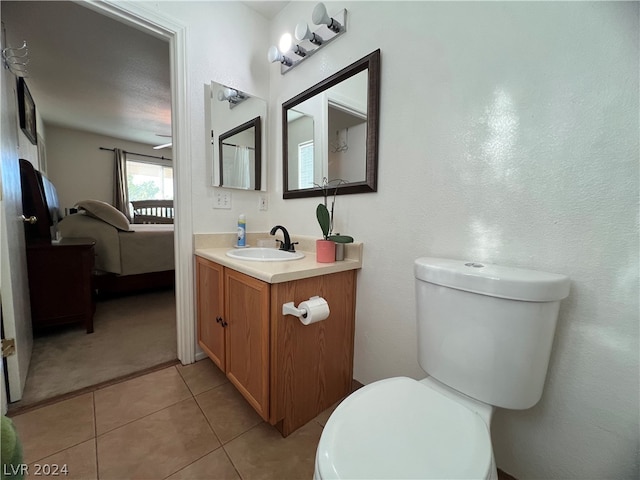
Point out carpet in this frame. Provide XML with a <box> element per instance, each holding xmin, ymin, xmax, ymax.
<box><xmin>15</xmin><ymin>289</ymin><xmax>177</xmax><ymax>407</ymax></box>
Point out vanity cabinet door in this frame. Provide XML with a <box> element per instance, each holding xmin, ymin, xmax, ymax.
<box><xmin>196</xmin><ymin>256</ymin><xmax>226</xmax><ymax>370</ymax></box>
<box><xmin>224</xmin><ymin>268</ymin><xmax>271</xmax><ymax>420</ymax></box>
<box><xmin>270</xmin><ymin>270</ymin><xmax>357</xmax><ymax>436</ymax></box>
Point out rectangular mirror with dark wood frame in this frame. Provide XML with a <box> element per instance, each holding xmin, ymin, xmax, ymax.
<box><xmin>283</xmin><ymin>49</ymin><xmax>380</xmax><ymax>199</ymax></box>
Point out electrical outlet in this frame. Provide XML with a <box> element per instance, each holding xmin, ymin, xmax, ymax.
<box><xmin>214</xmin><ymin>191</ymin><xmax>231</xmax><ymax>209</ymax></box>
<box><xmin>258</xmin><ymin>195</ymin><xmax>268</xmax><ymax>211</ymax></box>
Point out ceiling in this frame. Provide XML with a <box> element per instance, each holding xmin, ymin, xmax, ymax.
<box><xmin>1</xmin><ymin>1</ymin><xmax>288</xmax><ymax>147</ymax></box>
<box><xmin>243</xmin><ymin>1</ymin><xmax>289</xmax><ymax>20</ymax></box>
<box><xmin>2</xmin><ymin>1</ymin><xmax>172</xmax><ymax>146</ymax></box>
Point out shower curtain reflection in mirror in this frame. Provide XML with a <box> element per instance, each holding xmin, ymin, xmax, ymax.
<box><xmin>232</xmin><ymin>145</ymin><xmax>251</xmax><ymax>189</ymax></box>
<box><xmin>218</xmin><ymin>116</ymin><xmax>261</xmax><ymax>190</ymax></box>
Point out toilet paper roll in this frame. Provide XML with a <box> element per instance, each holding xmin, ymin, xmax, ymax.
<box><xmin>298</xmin><ymin>296</ymin><xmax>330</xmax><ymax>326</ymax></box>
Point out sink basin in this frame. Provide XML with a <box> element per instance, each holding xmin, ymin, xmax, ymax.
<box><xmin>226</xmin><ymin>247</ymin><xmax>305</xmax><ymax>262</ymax></box>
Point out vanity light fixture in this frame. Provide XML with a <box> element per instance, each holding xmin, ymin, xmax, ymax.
<box><xmin>267</xmin><ymin>2</ymin><xmax>346</xmax><ymax>75</ymax></box>
<box><xmin>217</xmin><ymin>86</ymin><xmax>248</xmax><ymax>109</ymax></box>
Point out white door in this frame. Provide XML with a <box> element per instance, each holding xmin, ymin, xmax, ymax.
<box><xmin>0</xmin><ymin>160</ymin><xmax>33</xmax><ymax>403</ymax></box>
<box><xmin>1</xmin><ymin>40</ymin><xmax>34</xmax><ymax>404</ymax></box>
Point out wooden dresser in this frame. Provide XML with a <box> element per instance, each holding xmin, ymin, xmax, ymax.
<box><xmin>19</xmin><ymin>159</ymin><xmax>96</xmax><ymax>334</ymax></box>
<box><xmin>26</xmin><ymin>238</ymin><xmax>96</xmax><ymax>333</ymax></box>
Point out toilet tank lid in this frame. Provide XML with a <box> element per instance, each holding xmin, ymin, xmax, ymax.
<box><xmin>414</xmin><ymin>257</ymin><xmax>570</xmax><ymax>302</ymax></box>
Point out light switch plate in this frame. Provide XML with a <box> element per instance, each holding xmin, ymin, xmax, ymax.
<box><xmin>214</xmin><ymin>191</ymin><xmax>231</xmax><ymax>209</ymax></box>
<box><xmin>258</xmin><ymin>195</ymin><xmax>268</xmax><ymax>211</ymax></box>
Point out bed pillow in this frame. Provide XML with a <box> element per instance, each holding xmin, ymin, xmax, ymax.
<box><xmin>76</xmin><ymin>199</ymin><xmax>131</xmax><ymax>231</ymax></box>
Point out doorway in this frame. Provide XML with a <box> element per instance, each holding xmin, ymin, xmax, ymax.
<box><xmin>2</xmin><ymin>1</ymin><xmax>194</xmax><ymax>407</ymax></box>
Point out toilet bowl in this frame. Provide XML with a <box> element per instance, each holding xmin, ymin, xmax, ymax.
<box><xmin>314</xmin><ymin>376</ymin><xmax>496</xmax><ymax>480</ymax></box>
<box><xmin>314</xmin><ymin>257</ymin><xmax>570</xmax><ymax>479</ymax></box>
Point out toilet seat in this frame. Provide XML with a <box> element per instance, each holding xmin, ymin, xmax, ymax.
<box><xmin>315</xmin><ymin>377</ymin><xmax>493</xmax><ymax>479</ymax></box>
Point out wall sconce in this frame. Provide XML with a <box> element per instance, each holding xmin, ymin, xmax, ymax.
<box><xmin>217</xmin><ymin>86</ymin><xmax>248</xmax><ymax>109</ymax></box>
<box><xmin>267</xmin><ymin>2</ymin><xmax>347</xmax><ymax>75</ymax></box>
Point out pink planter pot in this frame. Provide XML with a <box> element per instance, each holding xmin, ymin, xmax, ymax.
<box><xmin>316</xmin><ymin>239</ymin><xmax>336</xmax><ymax>263</ymax></box>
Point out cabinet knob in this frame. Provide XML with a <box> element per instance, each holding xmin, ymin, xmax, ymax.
<box><xmin>216</xmin><ymin>316</ymin><xmax>228</xmax><ymax>327</ymax></box>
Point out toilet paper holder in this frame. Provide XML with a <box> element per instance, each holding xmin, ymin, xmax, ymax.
<box><xmin>282</xmin><ymin>295</ymin><xmax>330</xmax><ymax>325</ymax></box>
<box><xmin>282</xmin><ymin>301</ymin><xmax>309</xmax><ymax>319</ymax></box>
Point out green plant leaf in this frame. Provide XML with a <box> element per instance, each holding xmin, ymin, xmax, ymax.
<box><xmin>316</xmin><ymin>203</ymin><xmax>330</xmax><ymax>239</ymax></box>
<box><xmin>328</xmin><ymin>234</ymin><xmax>354</xmax><ymax>243</ymax></box>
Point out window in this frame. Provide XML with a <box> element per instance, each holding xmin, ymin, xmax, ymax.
<box><xmin>126</xmin><ymin>158</ymin><xmax>173</xmax><ymax>202</ymax></box>
<box><xmin>298</xmin><ymin>140</ymin><xmax>314</xmax><ymax>189</ymax></box>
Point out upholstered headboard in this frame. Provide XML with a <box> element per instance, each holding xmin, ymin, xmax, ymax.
<box><xmin>19</xmin><ymin>159</ymin><xmax>62</xmax><ymax>244</ymax></box>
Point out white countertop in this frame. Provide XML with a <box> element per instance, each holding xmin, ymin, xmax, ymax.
<box><xmin>194</xmin><ymin>234</ymin><xmax>362</xmax><ymax>284</ymax></box>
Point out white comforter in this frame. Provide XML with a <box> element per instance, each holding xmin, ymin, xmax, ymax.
<box><xmin>58</xmin><ymin>214</ymin><xmax>174</xmax><ymax>275</ymax></box>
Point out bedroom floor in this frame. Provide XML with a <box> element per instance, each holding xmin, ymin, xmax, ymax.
<box><xmin>9</xmin><ymin>359</ymin><xmax>328</xmax><ymax>480</ymax></box>
<box><xmin>12</xmin><ymin>289</ymin><xmax>177</xmax><ymax>408</ymax></box>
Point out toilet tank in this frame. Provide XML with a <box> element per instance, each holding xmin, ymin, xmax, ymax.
<box><xmin>414</xmin><ymin>257</ymin><xmax>570</xmax><ymax>410</ymax></box>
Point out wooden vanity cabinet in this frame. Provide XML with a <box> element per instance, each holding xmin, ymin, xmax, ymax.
<box><xmin>196</xmin><ymin>257</ymin><xmax>270</xmax><ymax>419</ymax></box>
<box><xmin>195</xmin><ymin>256</ymin><xmax>357</xmax><ymax>437</ymax></box>
<box><xmin>224</xmin><ymin>269</ymin><xmax>270</xmax><ymax>420</ymax></box>
<box><xmin>269</xmin><ymin>270</ymin><xmax>357</xmax><ymax>436</ymax></box>
<box><xmin>196</xmin><ymin>257</ymin><xmax>225</xmax><ymax>370</ymax></box>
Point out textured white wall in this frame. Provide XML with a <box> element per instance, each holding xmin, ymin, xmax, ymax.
<box><xmin>267</xmin><ymin>2</ymin><xmax>639</xmax><ymax>479</ymax></box>
<box><xmin>140</xmin><ymin>1</ymin><xmax>272</xmax><ymax>235</ymax></box>
<box><xmin>46</xmin><ymin>125</ymin><xmax>167</xmax><ymax>211</ymax></box>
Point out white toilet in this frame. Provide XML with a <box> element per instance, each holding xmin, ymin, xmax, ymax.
<box><xmin>315</xmin><ymin>257</ymin><xmax>570</xmax><ymax>479</ymax></box>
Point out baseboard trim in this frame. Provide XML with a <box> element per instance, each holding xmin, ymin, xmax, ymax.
<box><xmin>194</xmin><ymin>350</ymin><xmax>209</xmax><ymax>362</ymax></box>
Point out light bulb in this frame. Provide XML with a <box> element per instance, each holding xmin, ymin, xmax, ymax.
<box><xmin>295</xmin><ymin>22</ymin><xmax>323</xmax><ymax>45</ymax></box>
<box><xmin>311</xmin><ymin>3</ymin><xmax>329</xmax><ymax>24</ymax></box>
<box><xmin>217</xmin><ymin>88</ymin><xmax>237</xmax><ymax>101</ymax></box>
<box><xmin>312</xmin><ymin>2</ymin><xmax>341</xmax><ymax>32</ymax></box>
<box><xmin>267</xmin><ymin>46</ymin><xmax>292</xmax><ymax>66</ymax></box>
<box><xmin>279</xmin><ymin>33</ymin><xmax>293</xmax><ymax>53</ymax></box>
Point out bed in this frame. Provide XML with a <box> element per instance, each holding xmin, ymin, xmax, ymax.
<box><xmin>20</xmin><ymin>159</ymin><xmax>175</xmax><ymax>295</ymax></box>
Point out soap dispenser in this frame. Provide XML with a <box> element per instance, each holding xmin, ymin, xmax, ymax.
<box><xmin>237</xmin><ymin>214</ymin><xmax>246</xmax><ymax>247</ymax></box>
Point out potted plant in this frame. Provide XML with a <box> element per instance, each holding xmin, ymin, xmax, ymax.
<box><xmin>315</xmin><ymin>178</ymin><xmax>353</xmax><ymax>262</ymax></box>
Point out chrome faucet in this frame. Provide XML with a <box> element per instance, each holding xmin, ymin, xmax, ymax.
<box><xmin>270</xmin><ymin>225</ymin><xmax>298</xmax><ymax>252</ymax></box>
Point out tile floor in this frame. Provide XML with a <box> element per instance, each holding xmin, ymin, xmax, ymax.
<box><xmin>10</xmin><ymin>359</ymin><xmax>335</xmax><ymax>480</ymax></box>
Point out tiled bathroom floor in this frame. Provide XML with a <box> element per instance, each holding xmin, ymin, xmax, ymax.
<box><xmin>9</xmin><ymin>359</ymin><xmax>334</xmax><ymax>480</ymax></box>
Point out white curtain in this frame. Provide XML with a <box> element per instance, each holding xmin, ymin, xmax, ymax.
<box><xmin>112</xmin><ymin>148</ymin><xmax>131</xmax><ymax>220</ymax></box>
<box><xmin>232</xmin><ymin>146</ymin><xmax>251</xmax><ymax>189</ymax></box>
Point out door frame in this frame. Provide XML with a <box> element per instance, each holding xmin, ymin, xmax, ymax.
<box><xmin>85</xmin><ymin>1</ymin><xmax>195</xmax><ymax>364</ymax></box>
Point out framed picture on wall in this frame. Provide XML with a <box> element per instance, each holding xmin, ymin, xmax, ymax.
<box><xmin>17</xmin><ymin>77</ymin><xmax>37</xmax><ymax>145</ymax></box>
